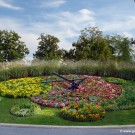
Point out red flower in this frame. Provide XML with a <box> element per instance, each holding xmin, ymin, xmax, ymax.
<box><xmin>51</xmin><ymin>81</ymin><xmax>56</xmax><ymax>86</ymax></box>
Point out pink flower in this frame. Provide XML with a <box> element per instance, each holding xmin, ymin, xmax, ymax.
<box><xmin>52</xmin><ymin>82</ymin><xmax>56</xmax><ymax>85</ymax></box>
<box><xmin>75</xmin><ymin>97</ymin><xmax>80</xmax><ymax>101</ymax></box>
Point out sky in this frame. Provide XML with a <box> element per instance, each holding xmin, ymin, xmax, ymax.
<box><xmin>0</xmin><ymin>0</ymin><xmax>135</xmax><ymax>60</ymax></box>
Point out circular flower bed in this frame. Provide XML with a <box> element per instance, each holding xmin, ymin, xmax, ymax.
<box><xmin>30</xmin><ymin>75</ymin><xmax>122</xmax><ymax>108</ymax></box>
<box><xmin>10</xmin><ymin>99</ymin><xmax>41</xmax><ymax>117</ymax></box>
<box><xmin>0</xmin><ymin>77</ymin><xmax>51</xmax><ymax>98</ymax></box>
<box><xmin>60</xmin><ymin>101</ymin><xmax>106</xmax><ymax>122</ymax></box>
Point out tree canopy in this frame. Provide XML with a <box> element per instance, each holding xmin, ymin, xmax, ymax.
<box><xmin>33</xmin><ymin>34</ymin><xmax>60</xmax><ymax>60</ymax></box>
<box><xmin>105</xmin><ymin>34</ymin><xmax>134</xmax><ymax>62</ymax></box>
<box><xmin>72</xmin><ymin>27</ymin><xmax>112</xmax><ymax>61</ymax></box>
<box><xmin>1</xmin><ymin>27</ymin><xmax>133</xmax><ymax>62</ymax></box>
<box><xmin>0</xmin><ymin>30</ymin><xmax>29</xmax><ymax>62</ymax></box>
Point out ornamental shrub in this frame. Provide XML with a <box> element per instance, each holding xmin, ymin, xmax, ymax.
<box><xmin>10</xmin><ymin>99</ymin><xmax>41</xmax><ymax>117</ymax></box>
<box><xmin>0</xmin><ymin>63</ymin><xmax>135</xmax><ymax>81</ymax></box>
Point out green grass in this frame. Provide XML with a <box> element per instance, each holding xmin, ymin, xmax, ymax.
<box><xmin>0</xmin><ymin>97</ymin><xmax>135</xmax><ymax>126</ymax></box>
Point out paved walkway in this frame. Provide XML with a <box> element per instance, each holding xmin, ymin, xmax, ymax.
<box><xmin>0</xmin><ymin>123</ymin><xmax>135</xmax><ymax>135</ymax></box>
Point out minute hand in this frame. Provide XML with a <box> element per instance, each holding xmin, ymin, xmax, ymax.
<box><xmin>75</xmin><ymin>77</ymin><xmax>87</xmax><ymax>85</ymax></box>
<box><xmin>53</xmin><ymin>72</ymin><xmax>74</xmax><ymax>83</ymax></box>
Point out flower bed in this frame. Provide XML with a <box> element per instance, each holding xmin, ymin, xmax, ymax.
<box><xmin>105</xmin><ymin>77</ymin><xmax>126</xmax><ymax>85</ymax></box>
<box><xmin>60</xmin><ymin>101</ymin><xmax>106</xmax><ymax>122</ymax></box>
<box><xmin>30</xmin><ymin>75</ymin><xmax>122</xmax><ymax>108</ymax></box>
<box><xmin>0</xmin><ymin>77</ymin><xmax>51</xmax><ymax>98</ymax></box>
<box><xmin>10</xmin><ymin>99</ymin><xmax>41</xmax><ymax>117</ymax></box>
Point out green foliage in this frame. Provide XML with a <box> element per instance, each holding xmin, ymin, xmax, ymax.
<box><xmin>9</xmin><ymin>67</ymin><xmax>29</xmax><ymax>79</ymax></box>
<box><xmin>0</xmin><ymin>69</ymin><xmax>10</xmax><ymax>81</ymax></box>
<box><xmin>61</xmin><ymin>27</ymin><xmax>134</xmax><ymax>62</ymax></box>
<box><xmin>105</xmin><ymin>77</ymin><xmax>126</xmax><ymax>85</ymax></box>
<box><xmin>72</xmin><ymin>27</ymin><xmax>112</xmax><ymax>61</ymax></box>
<box><xmin>101</xmin><ymin>83</ymin><xmax>135</xmax><ymax>111</ymax></box>
<box><xmin>102</xmin><ymin>103</ymin><xmax>119</xmax><ymax>111</ymax></box>
<box><xmin>120</xmin><ymin>86</ymin><xmax>135</xmax><ymax>103</ymax></box>
<box><xmin>0</xmin><ymin>60</ymin><xmax>134</xmax><ymax>81</ymax></box>
<box><xmin>33</xmin><ymin>34</ymin><xmax>60</xmax><ymax>60</ymax></box>
<box><xmin>0</xmin><ymin>30</ymin><xmax>29</xmax><ymax>62</ymax></box>
<box><xmin>0</xmin><ymin>96</ymin><xmax>2</xmax><ymax>101</ymax></box>
<box><xmin>62</xmin><ymin>49</ymin><xmax>75</xmax><ymax>60</ymax></box>
<box><xmin>0</xmin><ymin>97</ymin><xmax>135</xmax><ymax>125</ymax></box>
<box><xmin>27</xmin><ymin>66</ymin><xmax>45</xmax><ymax>77</ymax></box>
<box><xmin>106</xmin><ymin>34</ymin><xmax>134</xmax><ymax>62</ymax></box>
<box><xmin>117</xmin><ymin>69</ymin><xmax>135</xmax><ymax>80</ymax></box>
<box><xmin>10</xmin><ymin>99</ymin><xmax>41</xmax><ymax>117</ymax></box>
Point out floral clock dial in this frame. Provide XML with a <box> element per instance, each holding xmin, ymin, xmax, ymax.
<box><xmin>30</xmin><ymin>75</ymin><xmax>122</xmax><ymax>108</ymax></box>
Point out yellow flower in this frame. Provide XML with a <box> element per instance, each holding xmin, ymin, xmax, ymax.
<box><xmin>74</xmin><ymin>104</ymin><xmax>78</xmax><ymax>109</ymax></box>
<box><xmin>76</xmin><ymin>115</ymin><xmax>79</xmax><ymax>119</ymax></box>
<box><xmin>87</xmin><ymin>108</ymin><xmax>91</xmax><ymax>113</ymax></box>
<box><xmin>94</xmin><ymin>114</ymin><xmax>100</xmax><ymax>119</ymax></box>
<box><xmin>89</xmin><ymin>114</ymin><xmax>94</xmax><ymax>117</ymax></box>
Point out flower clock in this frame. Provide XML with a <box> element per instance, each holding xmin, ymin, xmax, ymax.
<box><xmin>30</xmin><ymin>75</ymin><xmax>122</xmax><ymax>109</ymax></box>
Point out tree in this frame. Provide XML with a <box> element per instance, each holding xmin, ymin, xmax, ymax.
<box><xmin>106</xmin><ymin>34</ymin><xmax>134</xmax><ymax>62</ymax></box>
<box><xmin>57</xmin><ymin>48</ymin><xmax>75</xmax><ymax>60</ymax></box>
<box><xmin>33</xmin><ymin>34</ymin><xmax>60</xmax><ymax>60</ymax></box>
<box><xmin>64</xmin><ymin>49</ymin><xmax>75</xmax><ymax>60</ymax></box>
<box><xmin>0</xmin><ymin>30</ymin><xmax>29</xmax><ymax>62</ymax></box>
<box><xmin>72</xmin><ymin>27</ymin><xmax>112</xmax><ymax>61</ymax></box>
<box><xmin>57</xmin><ymin>48</ymin><xmax>67</xmax><ymax>59</ymax></box>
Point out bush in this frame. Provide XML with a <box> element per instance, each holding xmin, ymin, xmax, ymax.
<box><xmin>10</xmin><ymin>99</ymin><xmax>41</xmax><ymax>117</ymax></box>
<box><xmin>9</xmin><ymin>67</ymin><xmax>29</xmax><ymax>79</ymax></box>
<box><xmin>0</xmin><ymin>60</ymin><xmax>135</xmax><ymax>81</ymax></box>
<box><xmin>27</xmin><ymin>66</ymin><xmax>45</xmax><ymax>77</ymax></box>
<box><xmin>0</xmin><ymin>69</ymin><xmax>10</xmax><ymax>81</ymax></box>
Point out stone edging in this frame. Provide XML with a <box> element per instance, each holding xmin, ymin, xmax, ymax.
<box><xmin>0</xmin><ymin>123</ymin><xmax>135</xmax><ymax>129</ymax></box>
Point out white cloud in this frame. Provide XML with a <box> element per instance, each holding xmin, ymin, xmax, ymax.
<box><xmin>43</xmin><ymin>9</ymin><xmax>96</xmax><ymax>38</ymax></box>
<box><xmin>40</xmin><ymin>0</ymin><xmax>66</xmax><ymax>8</ymax></box>
<box><xmin>0</xmin><ymin>18</ymin><xmax>37</xmax><ymax>60</ymax></box>
<box><xmin>0</xmin><ymin>18</ymin><xmax>21</xmax><ymax>30</ymax></box>
<box><xmin>0</xmin><ymin>0</ymin><xmax>22</xmax><ymax>10</ymax></box>
<box><xmin>123</xmin><ymin>32</ymin><xmax>133</xmax><ymax>38</ymax></box>
<box><xmin>1</xmin><ymin>0</ymin><xmax>135</xmax><ymax>60</ymax></box>
<box><xmin>0</xmin><ymin>9</ymin><xmax>96</xmax><ymax>59</ymax></box>
<box><xmin>100</xmin><ymin>16</ymin><xmax>135</xmax><ymax>35</ymax></box>
<box><xmin>58</xmin><ymin>9</ymin><xmax>95</xmax><ymax>26</ymax></box>
<box><xmin>25</xmin><ymin>8</ymin><xmax>96</xmax><ymax>40</ymax></box>
<box><xmin>59</xmin><ymin>38</ymin><xmax>72</xmax><ymax>50</ymax></box>
<box><xmin>3</xmin><ymin>8</ymin><xmax>135</xmax><ymax>59</ymax></box>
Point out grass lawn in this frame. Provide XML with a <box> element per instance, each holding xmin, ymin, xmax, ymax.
<box><xmin>0</xmin><ymin>97</ymin><xmax>135</xmax><ymax>126</ymax></box>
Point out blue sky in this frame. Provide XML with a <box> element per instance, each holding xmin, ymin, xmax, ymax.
<box><xmin>0</xmin><ymin>0</ymin><xmax>135</xmax><ymax>60</ymax></box>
